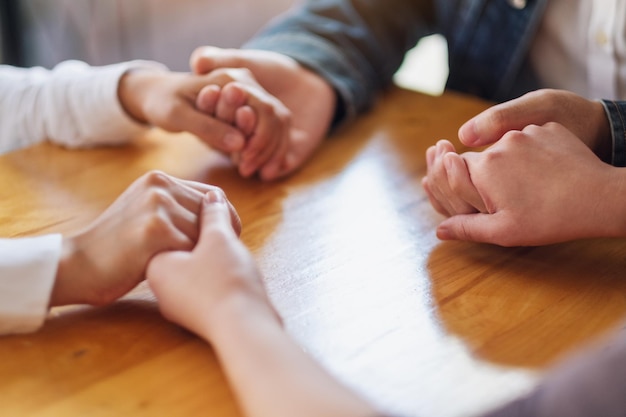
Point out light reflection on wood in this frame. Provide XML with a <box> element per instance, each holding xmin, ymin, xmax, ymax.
<box><xmin>1</xmin><ymin>87</ymin><xmax>625</xmax><ymax>417</ymax></box>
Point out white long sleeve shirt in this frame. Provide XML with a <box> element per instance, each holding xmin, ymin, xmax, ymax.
<box><xmin>530</xmin><ymin>0</ymin><xmax>626</xmax><ymax>100</ymax></box>
<box><xmin>0</xmin><ymin>59</ymin><xmax>164</xmax><ymax>335</ymax></box>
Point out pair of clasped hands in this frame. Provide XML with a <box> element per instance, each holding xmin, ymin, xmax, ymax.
<box><xmin>422</xmin><ymin>88</ymin><xmax>619</xmax><ymax>248</ymax></box>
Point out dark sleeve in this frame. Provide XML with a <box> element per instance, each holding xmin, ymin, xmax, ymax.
<box><xmin>482</xmin><ymin>324</ymin><xmax>626</xmax><ymax>417</ymax></box>
<box><xmin>244</xmin><ymin>0</ymin><xmax>435</xmax><ymax>129</ymax></box>
<box><xmin>600</xmin><ymin>100</ymin><xmax>626</xmax><ymax>167</ymax></box>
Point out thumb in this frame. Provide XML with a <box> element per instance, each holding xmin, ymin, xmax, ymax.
<box><xmin>458</xmin><ymin>110</ymin><xmax>513</xmax><ymax>148</ymax></box>
<box><xmin>458</xmin><ymin>94</ymin><xmax>549</xmax><ymax>147</ymax></box>
<box><xmin>190</xmin><ymin>46</ymin><xmax>247</xmax><ymax>74</ymax></box>
<box><xmin>197</xmin><ymin>190</ymin><xmax>242</xmax><ymax>250</ymax></box>
<box><xmin>436</xmin><ymin>213</ymin><xmax>507</xmax><ymax>245</ymax></box>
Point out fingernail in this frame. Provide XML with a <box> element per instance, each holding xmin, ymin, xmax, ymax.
<box><xmin>205</xmin><ymin>189</ymin><xmax>225</xmax><ymax>204</ymax></box>
<box><xmin>459</xmin><ymin>119</ymin><xmax>478</xmax><ymax>145</ymax></box>
<box><xmin>437</xmin><ymin>224</ymin><xmax>453</xmax><ymax>240</ymax></box>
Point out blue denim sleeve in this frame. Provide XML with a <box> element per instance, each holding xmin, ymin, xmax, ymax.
<box><xmin>243</xmin><ymin>0</ymin><xmax>434</xmax><ymax>130</ymax></box>
<box><xmin>601</xmin><ymin>100</ymin><xmax>626</xmax><ymax>167</ymax></box>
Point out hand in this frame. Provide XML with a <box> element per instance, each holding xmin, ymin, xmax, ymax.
<box><xmin>190</xmin><ymin>46</ymin><xmax>336</xmax><ymax>181</ymax></box>
<box><xmin>432</xmin><ymin>123</ymin><xmax>622</xmax><ymax>246</ymax></box>
<box><xmin>148</xmin><ymin>190</ymin><xmax>377</xmax><ymax>417</ymax></box>
<box><xmin>147</xmin><ymin>189</ymin><xmax>278</xmax><ymax>338</ymax></box>
<box><xmin>423</xmin><ymin>89</ymin><xmax>614</xmax><ymax>219</ymax></box>
<box><xmin>194</xmin><ymin>68</ymin><xmax>292</xmax><ymax>179</ymax></box>
<box><xmin>118</xmin><ymin>69</ymin><xmax>254</xmax><ymax>156</ymax></box>
<box><xmin>422</xmin><ymin>139</ymin><xmax>487</xmax><ymax>217</ymax></box>
<box><xmin>458</xmin><ymin>89</ymin><xmax>612</xmax><ymax>161</ymax></box>
<box><xmin>50</xmin><ymin>171</ymin><xmax>241</xmax><ymax>307</ymax></box>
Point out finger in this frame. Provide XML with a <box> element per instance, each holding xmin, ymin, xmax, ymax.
<box><xmin>196</xmin><ymin>85</ymin><xmax>221</xmax><ymax>115</ymax></box>
<box><xmin>231</xmin><ymin>152</ymin><xmax>242</xmax><ymax>167</ymax></box>
<box><xmin>258</xmin><ymin>126</ymin><xmax>325</xmax><ymax>180</ymax></box>
<box><xmin>230</xmin><ymin>84</ymin><xmax>291</xmax><ymax>178</ymax></box>
<box><xmin>236</xmin><ymin>106</ymin><xmax>257</xmax><ymax>137</ymax></box>
<box><xmin>228</xmin><ymin>106</ymin><xmax>251</xmax><ymax>172</ymax></box>
<box><xmin>437</xmin><ymin>212</ymin><xmax>506</xmax><ymax>245</ymax></box>
<box><xmin>256</xmin><ymin>132</ymin><xmax>302</xmax><ymax>181</ymax></box>
<box><xmin>426</xmin><ymin>144</ymin><xmax>437</xmax><ymax>168</ymax></box>
<box><xmin>176</xmin><ymin>104</ymin><xmax>246</xmax><ymax>153</ymax></box>
<box><xmin>151</xmin><ymin>173</ymin><xmax>223</xmax><ymax>222</ymax></box>
<box><xmin>258</xmin><ymin>127</ymin><xmax>291</xmax><ymax>181</ymax></box>
<box><xmin>196</xmin><ymin>190</ymin><xmax>240</xmax><ymax>252</ymax></box>
<box><xmin>422</xmin><ymin>177</ymin><xmax>450</xmax><ymax>216</ymax></box>
<box><xmin>459</xmin><ymin>92</ymin><xmax>552</xmax><ymax>147</ymax></box>
<box><xmin>162</xmin><ymin>197</ymin><xmax>200</xmax><ymax>245</ymax></box>
<box><xmin>190</xmin><ymin>46</ymin><xmax>249</xmax><ymax>75</ymax></box>
<box><xmin>172</xmin><ymin>178</ymin><xmax>242</xmax><ymax>236</ymax></box>
<box><xmin>216</xmin><ymin>82</ymin><xmax>248</xmax><ymax>125</ymax></box>
<box><xmin>443</xmin><ymin>153</ymin><xmax>487</xmax><ymax>213</ymax></box>
<box><xmin>424</xmin><ymin>140</ymin><xmax>460</xmax><ymax>216</ymax></box>
<box><xmin>239</xmin><ymin>122</ymin><xmax>282</xmax><ymax>179</ymax></box>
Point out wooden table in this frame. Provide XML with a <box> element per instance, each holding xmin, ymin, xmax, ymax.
<box><xmin>2</xmin><ymin>87</ymin><xmax>626</xmax><ymax>417</ymax></box>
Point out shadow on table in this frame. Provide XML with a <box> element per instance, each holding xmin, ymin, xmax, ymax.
<box><xmin>426</xmin><ymin>239</ymin><xmax>626</xmax><ymax>368</ymax></box>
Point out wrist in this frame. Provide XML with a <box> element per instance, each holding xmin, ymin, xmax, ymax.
<box><xmin>50</xmin><ymin>236</ymin><xmax>85</xmax><ymax>307</ymax></box>
<box><xmin>607</xmin><ymin>167</ymin><xmax>626</xmax><ymax>238</ymax></box>
<box><xmin>118</xmin><ymin>69</ymin><xmax>161</xmax><ymax>125</ymax></box>
<box><xmin>592</xmin><ymin>100</ymin><xmax>612</xmax><ymax>163</ymax></box>
<box><xmin>201</xmin><ymin>286</ymin><xmax>282</xmax><ymax>343</ymax></box>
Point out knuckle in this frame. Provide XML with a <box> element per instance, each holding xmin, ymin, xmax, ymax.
<box><xmin>143</xmin><ymin>170</ymin><xmax>173</xmax><ymax>188</ymax></box>
<box><xmin>533</xmin><ymin>88</ymin><xmax>561</xmax><ymax>109</ymax></box>
<box><xmin>146</xmin><ymin>189</ymin><xmax>175</xmax><ymax>211</ymax></box>
<box><xmin>521</xmin><ymin>123</ymin><xmax>541</xmax><ymax>135</ymax></box>
<box><xmin>143</xmin><ymin>213</ymin><xmax>171</xmax><ymax>238</ymax></box>
<box><xmin>500</xmin><ymin>129</ymin><xmax>526</xmax><ymax>143</ymax></box>
<box><xmin>210</xmin><ymin>68</ymin><xmax>230</xmax><ymax>79</ymax></box>
<box><xmin>276</xmin><ymin>106</ymin><xmax>292</xmax><ymax>125</ymax></box>
<box><xmin>231</xmin><ymin>67</ymin><xmax>253</xmax><ymax>80</ymax></box>
<box><xmin>165</xmin><ymin>101</ymin><xmax>187</xmax><ymax>120</ymax></box>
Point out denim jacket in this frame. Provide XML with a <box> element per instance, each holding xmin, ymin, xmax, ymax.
<box><xmin>246</xmin><ymin>0</ymin><xmax>626</xmax><ymax>166</ymax></box>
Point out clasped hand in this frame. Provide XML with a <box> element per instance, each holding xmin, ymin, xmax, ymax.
<box><xmin>422</xmin><ymin>89</ymin><xmax>620</xmax><ymax>246</ymax></box>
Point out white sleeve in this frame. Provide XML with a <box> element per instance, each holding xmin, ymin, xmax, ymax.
<box><xmin>0</xmin><ymin>234</ymin><xmax>62</xmax><ymax>335</ymax></box>
<box><xmin>0</xmin><ymin>60</ymin><xmax>168</xmax><ymax>154</ymax></box>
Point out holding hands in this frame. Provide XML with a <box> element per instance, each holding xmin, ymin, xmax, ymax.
<box><xmin>51</xmin><ymin>171</ymin><xmax>241</xmax><ymax>308</ymax></box>
<box><xmin>191</xmin><ymin>46</ymin><xmax>336</xmax><ymax>180</ymax></box>
<box><xmin>423</xmin><ymin>89</ymin><xmax>621</xmax><ymax>247</ymax></box>
<box><xmin>119</xmin><ymin>46</ymin><xmax>336</xmax><ymax>182</ymax></box>
<box><xmin>147</xmin><ymin>189</ymin><xmax>278</xmax><ymax>339</ymax></box>
<box><xmin>119</xmin><ymin>66</ymin><xmax>294</xmax><ymax>181</ymax></box>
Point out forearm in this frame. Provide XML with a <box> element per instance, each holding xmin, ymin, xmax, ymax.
<box><xmin>204</xmin><ymin>293</ymin><xmax>376</xmax><ymax>417</ymax></box>
<box><xmin>0</xmin><ymin>60</ymin><xmax>164</xmax><ymax>154</ymax></box>
<box><xmin>482</xmin><ymin>322</ymin><xmax>626</xmax><ymax>417</ymax></box>
<box><xmin>245</xmin><ymin>0</ymin><xmax>434</xmax><ymax>128</ymax></box>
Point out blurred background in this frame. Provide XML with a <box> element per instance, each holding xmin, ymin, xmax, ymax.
<box><xmin>1</xmin><ymin>0</ymin><xmax>293</xmax><ymax>69</ymax></box>
<box><xmin>0</xmin><ymin>0</ymin><xmax>447</xmax><ymax>94</ymax></box>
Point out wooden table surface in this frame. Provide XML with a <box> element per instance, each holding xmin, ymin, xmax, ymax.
<box><xmin>2</xmin><ymin>87</ymin><xmax>626</xmax><ymax>417</ymax></box>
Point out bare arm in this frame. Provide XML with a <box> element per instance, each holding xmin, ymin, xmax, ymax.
<box><xmin>147</xmin><ymin>191</ymin><xmax>377</xmax><ymax>417</ymax></box>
